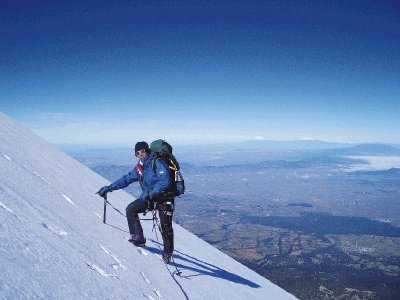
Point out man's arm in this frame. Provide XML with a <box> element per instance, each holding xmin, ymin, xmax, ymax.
<box><xmin>109</xmin><ymin>168</ymin><xmax>140</xmax><ymax>190</ymax></box>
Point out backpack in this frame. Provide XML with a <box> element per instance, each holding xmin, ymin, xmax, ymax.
<box><xmin>150</xmin><ymin>139</ymin><xmax>185</xmax><ymax>197</ymax></box>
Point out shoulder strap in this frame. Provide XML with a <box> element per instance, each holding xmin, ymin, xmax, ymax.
<box><xmin>152</xmin><ymin>153</ymin><xmax>178</xmax><ymax>173</ymax></box>
<box><xmin>152</xmin><ymin>157</ymin><xmax>159</xmax><ymax>173</ymax></box>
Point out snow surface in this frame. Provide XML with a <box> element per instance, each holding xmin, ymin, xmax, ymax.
<box><xmin>0</xmin><ymin>111</ymin><xmax>296</xmax><ymax>300</ymax></box>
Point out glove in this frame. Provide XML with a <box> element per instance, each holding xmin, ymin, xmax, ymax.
<box><xmin>97</xmin><ymin>185</ymin><xmax>112</xmax><ymax>197</ymax></box>
<box><xmin>139</xmin><ymin>190</ymin><xmax>150</xmax><ymax>202</ymax></box>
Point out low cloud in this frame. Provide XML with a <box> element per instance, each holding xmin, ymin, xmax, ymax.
<box><xmin>254</xmin><ymin>136</ymin><xmax>267</xmax><ymax>141</ymax></box>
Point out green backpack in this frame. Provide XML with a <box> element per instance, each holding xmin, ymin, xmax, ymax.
<box><xmin>150</xmin><ymin>139</ymin><xmax>185</xmax><ymax>197</ymax></box>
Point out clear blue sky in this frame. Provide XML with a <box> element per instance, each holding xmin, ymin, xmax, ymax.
<box><xmin>1</xmin><ymin>0</ymin><xmax>399</xmax><ymax>146</ymax></box>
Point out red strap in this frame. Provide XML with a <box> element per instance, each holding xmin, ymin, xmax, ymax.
<box><xmin>137</xmin><ymin>165</ymin><xmax>143</xmax><ymax>176</ymax></box>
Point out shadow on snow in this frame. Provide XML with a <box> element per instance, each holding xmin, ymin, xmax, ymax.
<box><xmin>147</xmin><ymin>239</ymin><xmax>261</xmax><ymax>288</ymax></box>
<box><xmin>104</xmin><ymin>221</ymin><xmax>261</xmax><ymax>288</ymax></box>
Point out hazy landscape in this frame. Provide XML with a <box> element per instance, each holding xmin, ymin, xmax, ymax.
<box><xmin>67</xmin><ymin>142</ymin><xmax>400</xmax><ymax>300</ymax></box>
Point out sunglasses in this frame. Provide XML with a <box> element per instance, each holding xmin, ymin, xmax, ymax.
<box><xmin>135</xmin><ymin>149</ymin><xmax>147</xmax><ymax>156</ymax></box>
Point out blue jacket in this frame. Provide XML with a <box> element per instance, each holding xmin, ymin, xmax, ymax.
<box><xmin>109</xmin><ymin>152</ymin><xmax>171</xmax><ymax>201</ymax></box>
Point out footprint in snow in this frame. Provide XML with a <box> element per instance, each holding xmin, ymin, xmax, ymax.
<box><xmin>1</xmin><ymin>152</ymin><xmax>12</xmax><ymax>161</ymax></box>
<box><xmin>0</xmin><ymin>201</ymin><xmax>14</xmax><ymax>213</ymax></box>
<box><xmin>42</xmin><ymin>222</ymin><xmax>68</xmax><ymax>236</ymax></box>
<box><xmin>0</xmin><ymin>201</ymin><xmax>17</xmax><ymax>217</ymax></box>
<box><xmin>141</xmin><ymin>272</ymin><xmax>151</xmax><ymax>284</ymax></box>
<box><xmin>33</xmin><ymin>171</ymin><xmax>51</xmax><ymax>184</ymax></box>
<box><xmin>99</xmin><ymin>244</ymin><xmax>127</xmax><ymax>270</ymax></box>
<box><xmin>154</xmin><ymin>288</ymin><xmax>163</xmax><ymax>299</ymax></box>
<box><xmin>61</xmin><ymin>194</ymin><xmax>75</xmax><ymax>206</ymax></box>
<box><xmin>86</xmin><ymin>262</ymin><xmax>119</xmax><ymax>278</ymax></box>
<box><xmin>137</xmin><ymin>247</ymin><xmax>149</xmax><ymax>256</ymax></box>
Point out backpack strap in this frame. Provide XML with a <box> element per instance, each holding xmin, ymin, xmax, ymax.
<box><xmin>152</xmin><ymin>157</ymin><xmax>159</xmax><ymax>173</ymax></box>
<box><xmin>152</xmin><ymin>154</ymin><xmax>178</xmax><ymax>173</ymax></box>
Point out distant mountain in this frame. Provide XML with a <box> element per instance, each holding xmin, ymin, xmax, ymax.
<box><xmin>223</xmin><ymin>139</ymin><xmax>354</xmax><ymax>151</ymax></box>
<box><xmin>327</xmin><ymin>143</ymin><xmax>400</xmax><ymax>156</ymax></box>
<box><xmin>179</xmin><ymin>155</ymin><xmax>362</xmax><ymax>174</ymax></box>
<box><xmin>354</xmin><ymin>168</ymin><xmax>400</xmax><ymax>176</ymax></box>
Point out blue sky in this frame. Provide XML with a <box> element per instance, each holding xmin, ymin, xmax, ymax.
<box><xmin>1</xmin><ymin>0</ymin><xmax>399</xmax><ymax>146</ymax></box>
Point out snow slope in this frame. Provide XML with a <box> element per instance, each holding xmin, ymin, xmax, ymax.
<box><xmin>0</xmin><ymin>111</ymin><xmax>296</xmax><ymax>300</ymax></box>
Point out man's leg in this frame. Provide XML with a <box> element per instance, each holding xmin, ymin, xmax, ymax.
<box><xmin>159</xmin><ymin>209</ymin><xmax>174</xmax><ymax>259</ymax></box>
<box><xmin>126</xmin><ymin>199</ymin><xmax>148</xmax><ymax>240</ymax></box>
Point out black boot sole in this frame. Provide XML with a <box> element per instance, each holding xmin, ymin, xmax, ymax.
<box><xmin>128</xmin><ymin>239</ymin><xmax>146</xmax><ymax>247</ymax></box>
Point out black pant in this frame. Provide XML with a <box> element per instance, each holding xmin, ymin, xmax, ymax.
<box><xmin>126</xmin><ymin>199</ymin><xmax>174</xmax><ymax>254</ymax></box>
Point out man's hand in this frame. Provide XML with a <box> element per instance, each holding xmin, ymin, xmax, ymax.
<box><xmin>97</xmin><ymin>186</ymin><xmax>112</xmax><ymax>197</ymax></box>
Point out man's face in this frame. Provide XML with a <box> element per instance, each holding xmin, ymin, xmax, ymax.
<box><xmin>135</xmin><ymin>149</ymin><xmax>148</xmax><ymax>159</ymax></box>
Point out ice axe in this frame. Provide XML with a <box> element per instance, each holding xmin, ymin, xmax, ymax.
<box><xmin>95</xmin><ymin>191</ymin><xmax>107</xmax><ymax>224</ymax></box>
<box><xmin>102</xmin><ymin>194</ymin><xmax>107</xmax><ymax>224</ymax></box>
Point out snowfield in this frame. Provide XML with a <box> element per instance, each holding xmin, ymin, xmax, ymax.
<box><xmin>0</xmin><ymin>111</ymin><xmax>296</xmax><ymax>300</ymax></box>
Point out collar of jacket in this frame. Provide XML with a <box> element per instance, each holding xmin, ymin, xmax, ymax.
<box><xmin>139</xmin><ymin>152</ymin><xmax>156</xmax><ymax>168</ymax></box>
